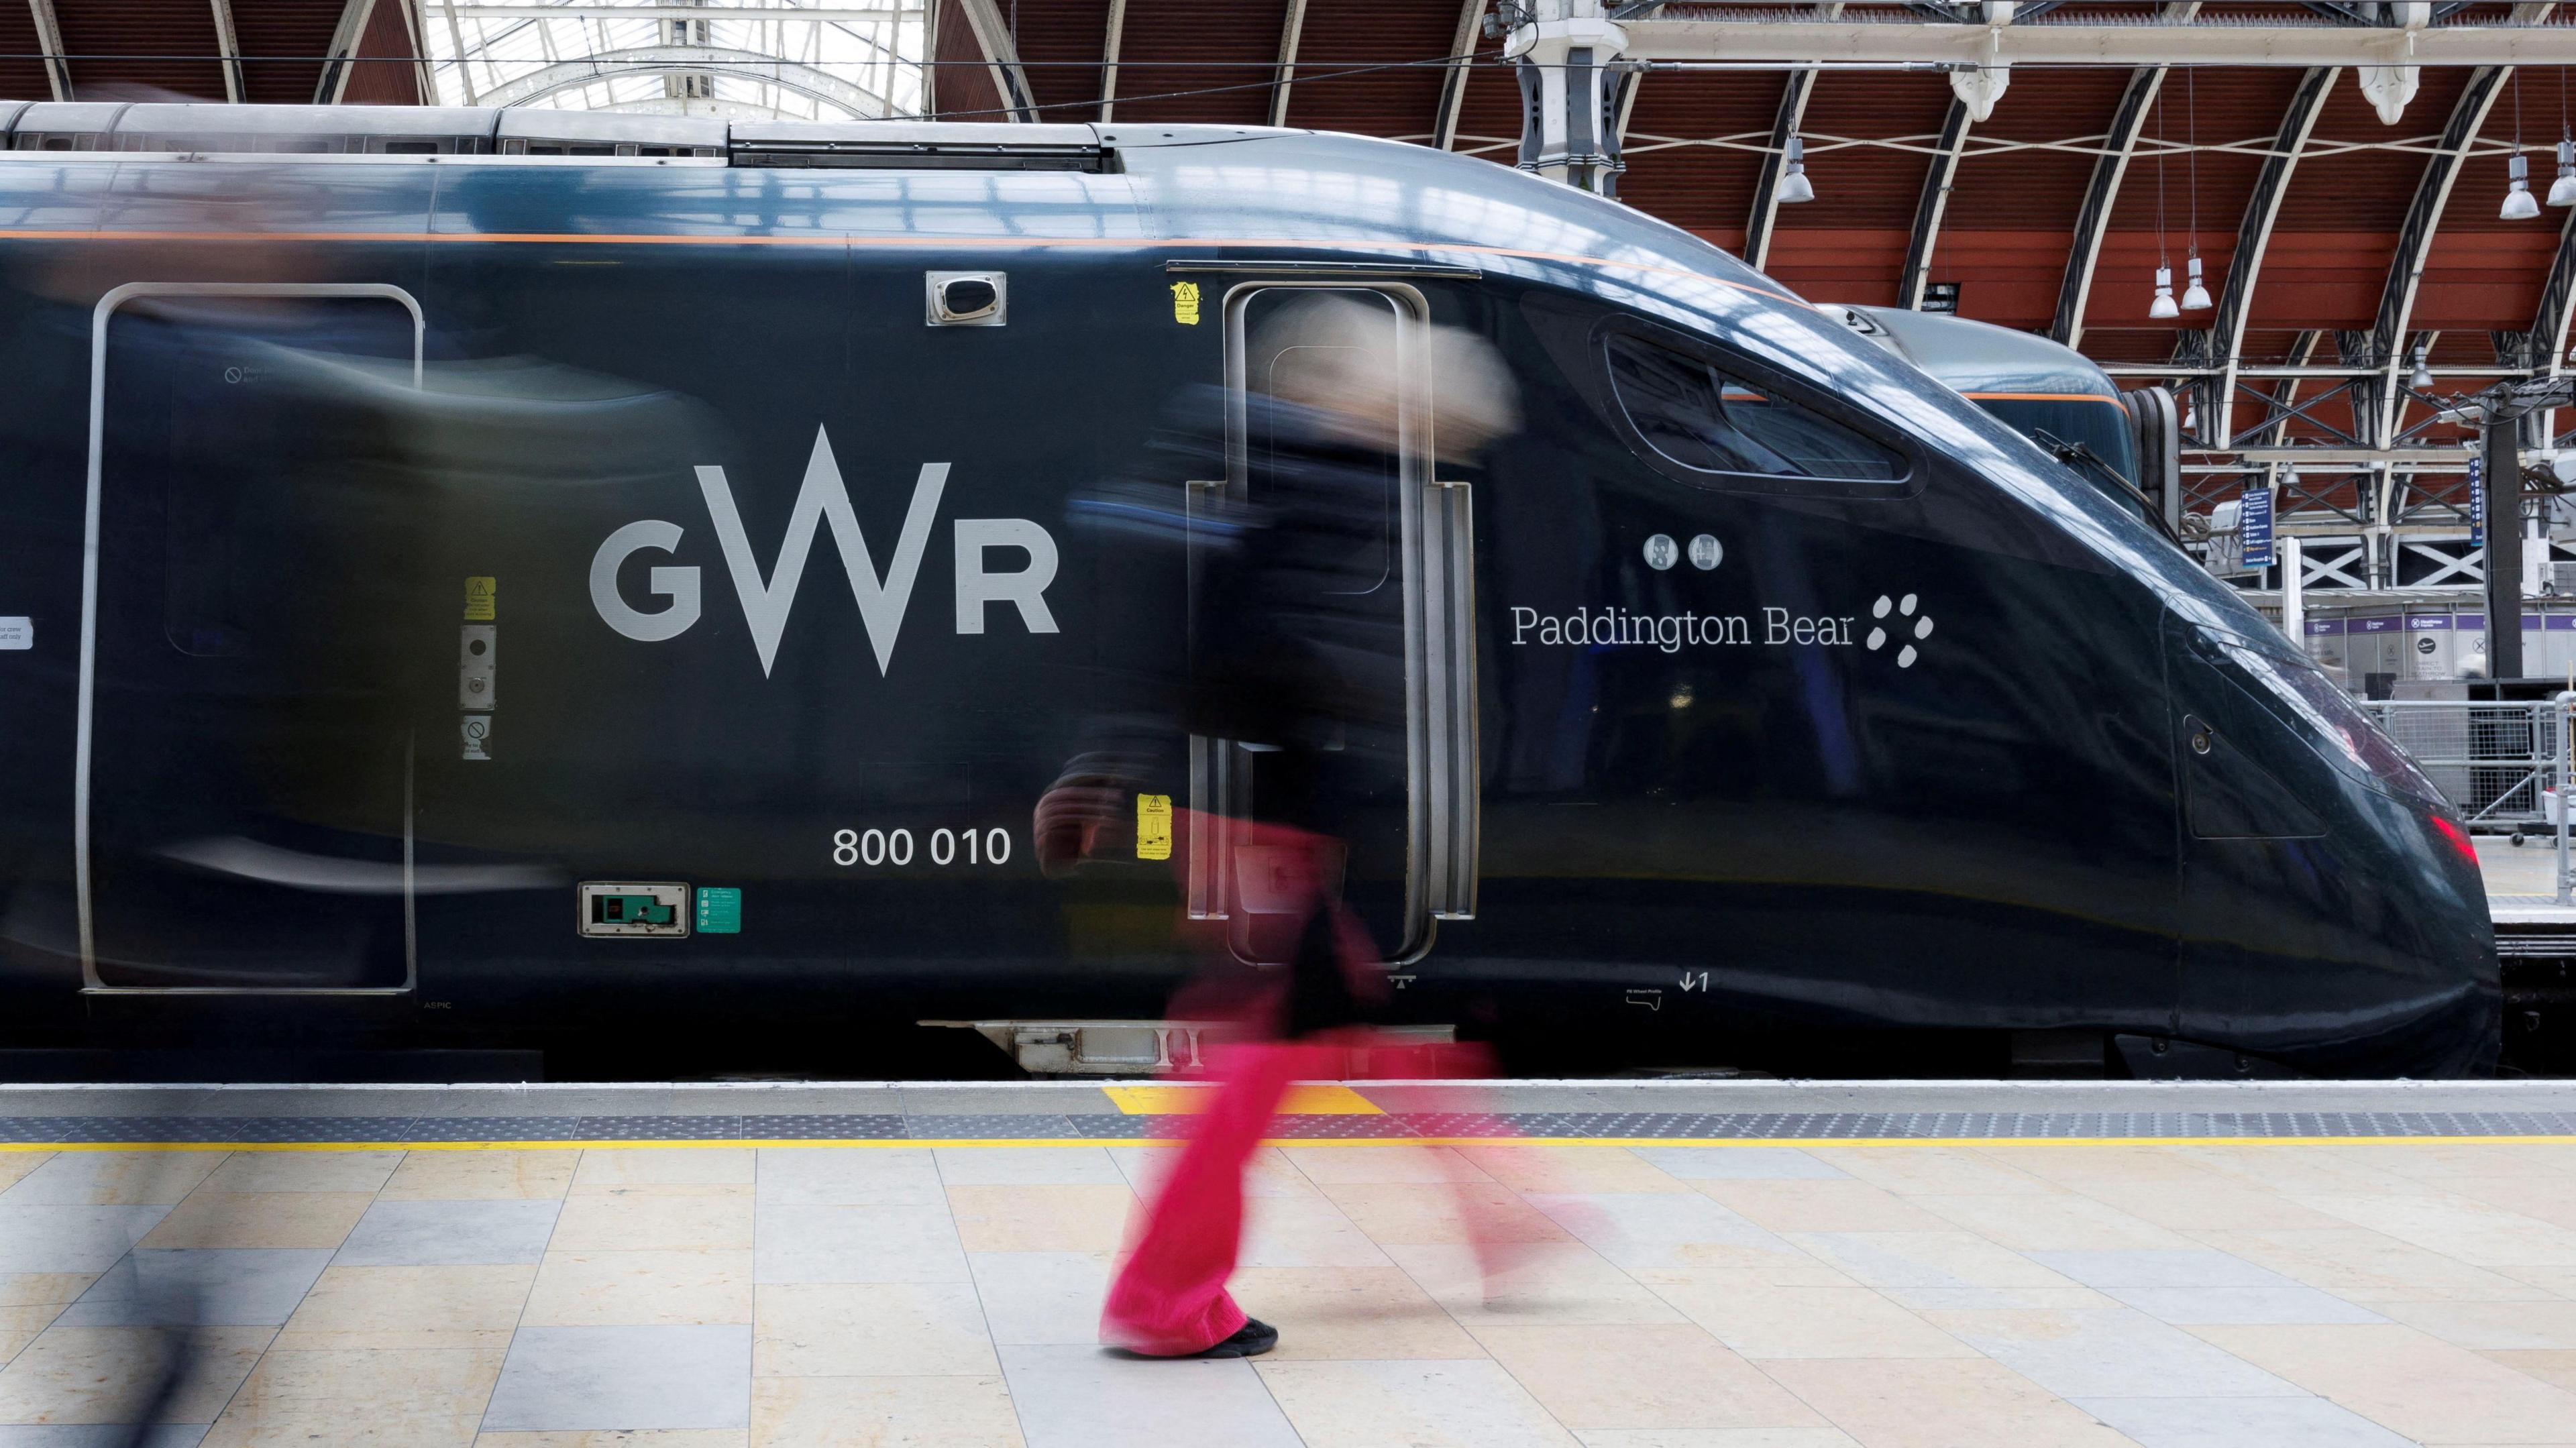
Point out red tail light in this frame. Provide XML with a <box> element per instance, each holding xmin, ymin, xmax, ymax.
<box><xmin>2428</xmin><ymin>814</ymin><xmax>2479</xmax><ymax>868</ymax></box>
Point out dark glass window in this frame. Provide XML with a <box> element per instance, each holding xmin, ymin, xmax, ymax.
<box><xmin>1607</xmin><ymin>332</ymin><xmax>1907</xmax><ymax>485</ymax></box>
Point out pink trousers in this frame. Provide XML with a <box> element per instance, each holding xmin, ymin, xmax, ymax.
<box><xmin>1097</xmin><ymin>816</ymin><xmax>1506</xmax><ymax>1357</ymax></box>
<box><xmin>1096</xmin><ymin>1040</ymin><xmax>1324</xmax><ymax>1355</ymax></box>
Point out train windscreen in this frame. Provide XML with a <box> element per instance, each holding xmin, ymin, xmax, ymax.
<box><xmin>1969</xmin><ymin>396</ymin><xmax>2140</xmax><ymax>487</ymax></box>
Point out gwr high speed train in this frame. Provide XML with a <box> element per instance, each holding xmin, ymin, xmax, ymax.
<box><xmin>0</xmin><ymin>103</ymin><xmax>2496</xmax><ymax>1077</ymax></box>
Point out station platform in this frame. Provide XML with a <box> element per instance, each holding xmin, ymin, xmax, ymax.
<box><xmin>3</xmin><ymin>1080</ymin><xmax>2576</xmax><ymax>1447</ymax></box>
<box><xmin>2473</xmin><ymin>837</ymin><xmax>2576</xmax><ymax>928</ymax></box>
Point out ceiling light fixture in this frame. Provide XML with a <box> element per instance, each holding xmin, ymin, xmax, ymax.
<box><xmin>2555</xmin><ymin>74</ymin><xmax>2576</xmax><ymax>205</ymax></box>
<box><xmin>2182</xmin><ymin>68</ymin><xmax>2212</xmax><ymax>311</ymax></box>
<box><xmin>2182</xmin><ymin>255</ymin><xmax>2213</xmax><ymax>313</ymax></box>
<box><xmin>2508</xmin><ymin>153</ymin><xmax>2543</xmax><ymax>219</ymax></box>
<box><xmin>2507</xmin><ymin>72</ymin><xmax>2542</xmax><ymax>220</ymax></box>
<box><xmin>1778</xmin><ymin>135</ymin><xmax>1814</xmax><ymax>204</ymax></box>
<box><xmin>2151</xmin><ymin>266</ymin><xmax>2180</xmax><ymax>319</ymax></box>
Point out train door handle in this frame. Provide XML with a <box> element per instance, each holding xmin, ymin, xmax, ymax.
<box><xmin>1184</xmin><ymin>480</ymin><xmax>1233</xmax><ymax>921</ymax></box>
<box><xmin>1426</xmin><ymin>480</ymin><xmax>1479</xmax><ymax>920</ymax></box>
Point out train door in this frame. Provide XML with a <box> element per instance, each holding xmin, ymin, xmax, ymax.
<box><xmin>80</xmin><ymin>286</ymin><xmax>426</xmax><ymax>993</ymax></box>
<box><xmin>1188</xmin><ymin>282</ymin><xmax>1478</xmax><ymax>966</ymax></box>
<box><xmin>2166</xmin><ymin>613</ymin><xmax>2335</xmax><ymax>1054</ymax></box>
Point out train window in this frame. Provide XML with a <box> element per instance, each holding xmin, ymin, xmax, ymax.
<box><xmin>1606</xmin><ymin>333</ymin><xmax>1908</xmax><ymax>487</ymax></box>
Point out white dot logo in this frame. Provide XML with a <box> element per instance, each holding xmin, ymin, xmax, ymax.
<box><xmin>1688</xmin><ymin>534</ymin><xmax>1722</xmax><ymax>571</ymax></box>
<box><xmin>1643</xmin><ymin>534</ymin><xmax>1678</xmax><ymax>571</ymax></box>
<box><xmin>1865</xmin><ymin>594</ymin><xmax>1932</xmax><ymax>668</ymax></box>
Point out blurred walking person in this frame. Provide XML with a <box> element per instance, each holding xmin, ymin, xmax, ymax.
<box><xmin>1037</xmin><ymin>294</ymin><xmax>1518</xmax><ymax>1358</ymax></box>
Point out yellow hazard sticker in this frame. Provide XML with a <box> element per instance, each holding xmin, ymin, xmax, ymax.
<box><xmin>463</xmin><ymin>577</ymin><xmax>496</xmax><ymax>622</ymax></box>
<box><xmin>1170</xmin><ymin>281</ymin><xmax>1201</xmax><ymax>326</ymax></box>
<box><xmin>1136</xmin><ymin>793</ymin><xmax>1173</xmax><ymax>860</ymax></box>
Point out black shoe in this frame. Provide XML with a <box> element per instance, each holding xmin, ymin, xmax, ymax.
<box><xmin>1192</xmin><ymin>1318</ymin><xmax>1279</xmax><ymax>1358</ymax></box>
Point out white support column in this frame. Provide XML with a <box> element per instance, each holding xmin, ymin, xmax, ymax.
<box><xmin>440</xmin><ymin>0</ymin><xmax>481</xmax><ymax>103</ymax></box>
<box><xmin>1270</xmin><ymin>0</ymin><xmax>1308</xmax><ymax>128</ymax></box>
<box><xmin>25</xmin><ymin>0</ymin><xmax>68</xmax><ymax>102</ymax></box>
<box><xmin>2209</xmin><ymin>66</ymin><xmax>2337</xmax><ymax>451</ymax></box>
<box><xmin>1504</xmin><ymin>0</ymin><xmax>1627</xmax><ymax>194</ymax></box>
<box><xmin>1898</xmin><ymin>98</ymin><xmax>1974</xmax><ymax>310</ymax></box>
<box><xmin>2281</xmin><ymin>536</ymin><xmax>2305</xmax><ymax>649</ymax></box>
<box><xmin>209</xmin><ymin>0</ymin><xmax>245</xmax><ymax>103</ymax></box>
<box><xmin>1098</xmin><ymin>0</ymin><xmax>1127</xmax><ymax>122</ymax></box>
<box><xmin>955</xmin><ymin>0</ymin><xmax>1038</xmax><ymax>122</ymax></box>
<box><xmin>318</xmin><ymin>0</ymin><xmax>382</xmax><ymax>104</ymax></box>
<box><xmin>403</xmin><ymin>0</ymin><xmax>437</xmax><ymax>106</ymax></box>
<box><xmin>1434</xmin><ymin>0</ymin><xmax>1487</xmax><ymax>152</ymax></box>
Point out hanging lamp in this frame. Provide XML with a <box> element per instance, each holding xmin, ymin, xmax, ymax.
<box><xmin>2180</xmin><ymin>70</ymin><xmax>2213</xmax><ymax>310</ymax></box>
<box><xmin>2181</xmin><ymin>256</ymin><xmax>2212</xmax><ymax>313</ymax></box>
<box><xmin>1778</xmin><ymin>136</ymin><xmax>1815</xmax><ymax>205</ymax></box>
<box><xmin>2506</xmin><ymin>72</ymin><xmax>2542</xmax><ymax>219</ymax></box>
<box><xmin>2507</xmin><ymin>154</ymin><xmax>2543</xmax><ymax>219</ymax></box>
<box><xmin>2151</xmin><ymin>267</ymin><xmax>2180</xmax><ymax>319</ymax></box>
<box><xmin>2149</xmin><ymin>83</ymin><xmax>2176</xmax><ymax>318</ymax></box>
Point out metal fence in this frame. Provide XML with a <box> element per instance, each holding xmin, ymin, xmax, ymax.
<box><xmin>2360</xmin><ymin>700</ymin><xmax>2564</xmax><ymax>830</ymax></box>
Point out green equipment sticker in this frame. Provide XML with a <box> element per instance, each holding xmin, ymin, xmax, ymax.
<box><xmin>695</xmin><ymin>887</ymin><xmax>742</xmax><ymax>934</ymax></box>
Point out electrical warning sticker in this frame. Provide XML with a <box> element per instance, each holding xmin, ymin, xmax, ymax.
<box><xmin>1136</xmin><ymin>794</ymin><xmax>1173</xmax><ymax>861</ymax></box>
<box><xmin>464</xmin><ymin>577</ymin><xmax>496</xmax><ymax>622</ymax></box>
<box><xmin>1170</xmin><ymin>282</ymin><xmax>1201</xmax><ymax>326</ymax></box>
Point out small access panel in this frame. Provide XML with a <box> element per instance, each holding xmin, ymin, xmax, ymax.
<box><xmin>578</xmin><ymin>882</ymin><xmax>690</xmax><ymax>938</ymax></box>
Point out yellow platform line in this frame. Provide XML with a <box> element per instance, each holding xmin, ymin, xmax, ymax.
<box><xmin>1103</xmin><ymin>1083</ymin><xmax>1383</xmax><ymax>1115</ymax></box>
<box><xmin>7</xmin><ymin>1134</ymin><xmax>2576</xmax><ymax>1153</ymax></box>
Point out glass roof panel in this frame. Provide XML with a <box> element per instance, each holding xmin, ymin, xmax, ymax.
<box><xmin>422</xmin><ymin>1</ymin><xmax>927</xmax><ymax>121</ymax></box>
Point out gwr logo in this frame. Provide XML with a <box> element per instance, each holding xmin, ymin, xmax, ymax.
<box><xmin>589</xmin><ymin>427</ymin><xmax>1059</xmax><ymax>677</ymax></box>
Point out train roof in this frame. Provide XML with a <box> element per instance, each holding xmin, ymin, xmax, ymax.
<box><xmin>1833</xmin><ymin>304</ymin><xmax>2123</xmax><ymax>402</ymax></box>
<box><xmin>0</xmin><ymin>103</ymin><xmax>2237</xmax><ymax>632</ymax></box>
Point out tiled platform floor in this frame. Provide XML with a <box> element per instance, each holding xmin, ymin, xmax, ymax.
<box><xmin>3</xmin><ymin>1083</ymin><xmax>2576</xmax><ymax>1446</ymax></box>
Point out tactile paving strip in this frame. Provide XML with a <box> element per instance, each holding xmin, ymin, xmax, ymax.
<box><xmin>5</xmin><ymin>1108</ymin><xmax>2575</xmax><ymax>1146</ymax></box>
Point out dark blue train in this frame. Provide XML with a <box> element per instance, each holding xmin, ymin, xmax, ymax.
<box><xmin>0</xmin><ymin>103</ymin><xmax>2496</xmax><ymax>1077</ymax></box>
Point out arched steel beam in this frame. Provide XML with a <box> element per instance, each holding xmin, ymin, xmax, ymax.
<box><xmin>594</xmin><ymin>96</ymin><xmax>800</xmax><ymax>118</ymax></box>
<box><xmin>26</xmin><ymin>0</ymin><xmax>68</xmax><ymax>101</ymax></box>
<box><xmin>2532</xmin><ymin>207</ymin><xmax>2576</xmax><ymax>454</ymax></box>
<box><xmin>953</xmin><ymin>0</ymin><xmax>1037</xmax><ymax>122</ymax></box>
<box><xmin>2209</xmin><ymin>65</ymin><xmax>2338</xmax><ymax>449</ymax></box>
<box><xmin>2540</xmin><ymin>207</ymin><xmax>2576</xmax><ymax>378</ymax></box>
<box><xmin>210</xmin><ymin>0</ymin><xmax>246</xmax><ymax>104</ymax></box>
<box><xmin>2370</xmin><ymin>3</ymin><xmax>2551</xmax><ymax>443</ymax></box>
<box><xmin>1743</xmin><ymin>70</ymin><xmax>1817</xmax><ymax>274</ymax></box>
<box><xmin>2369</xmin><ymin>62</ymin><xmax>2513</xmax><ymax>443</ymax></box>
<box><xmin>1897</xmin><ymin>96</ymin><xmax>1974</xmax><ymax>309</ymax></box>
<box><xmin>1271</xmin><ymin>0</ymin><xmax>1309</xmax><ymax>127</ymax></box>
<box><xmin>2052</xmin><ymin>2</ymin><xmax>2200</xmax><ymax>346</ymax></box>
<box><xmin>473</xmin><ymin>47</ymin><xmax>888</xmax><ymax>115</ymax></box>
<box><xmin>1743</xmin><ymin>3</ymin><xmax>1843</xmax><ymax>277</ymax></box>
<box><xmin>317</xmin><ymin>0</ymin><xmax>379</xmax><ymax>105</ymax></box>
<box><xmin>2053</xmin><ymin>67</ymin><xmax>2167</xmax><ymax>345</ymax></box>
<box><xmin>437</xmin><ymin>0</ymin><xmax>479</xmax><ymax>103</ymax></box>
<box><xmin>1436</xmin><ymin>0</ymin><xmax>1489</xmax><ymax>150</ymax></box>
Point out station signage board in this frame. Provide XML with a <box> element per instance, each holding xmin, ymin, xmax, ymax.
<box><xmin>2241</xmin><ymin>486</ymin><xmax>2275</xmax><ymax>569</ymax></box>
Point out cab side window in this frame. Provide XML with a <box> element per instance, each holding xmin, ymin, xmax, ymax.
<box><xmin>1606</xmin><ymin>332</ymin><xmax>1908</xmax><ymax>488</ymax></box>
